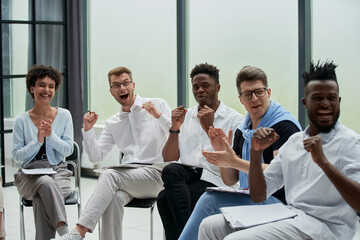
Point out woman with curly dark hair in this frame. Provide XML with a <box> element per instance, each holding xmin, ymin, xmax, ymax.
<box><xmin>12</xmin><ymin>65</ymin><xmax>74</xmax><ymax>240</ymax></box>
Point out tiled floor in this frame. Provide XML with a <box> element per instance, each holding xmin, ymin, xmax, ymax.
<box><xmin>3</xmin><ymin>177</ymin><xmax>165</xmax><ymax>240</ymax></box>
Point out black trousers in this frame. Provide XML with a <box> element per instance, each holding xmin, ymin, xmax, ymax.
<box><xmin>157</xmin><ymin>163</ymin><xmax>216</xmax><ymax>240</ymax></box>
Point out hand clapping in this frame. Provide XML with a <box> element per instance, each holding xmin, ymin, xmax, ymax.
<box><xmin>38</xmin><ymin>119</ymin><xmax>52</xmax><ymax>143</ymax></box>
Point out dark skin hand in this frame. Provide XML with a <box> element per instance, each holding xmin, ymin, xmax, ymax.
<box><xmin>197</xmin><ymin>105</ymin><xmax>214</xmax><ymax>135</ymax></box>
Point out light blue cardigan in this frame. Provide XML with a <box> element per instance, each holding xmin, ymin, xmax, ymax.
<box><xmin>12</xmin><ymin>108</ymin><xmax>74</xmax><ymax>167</ymax></box>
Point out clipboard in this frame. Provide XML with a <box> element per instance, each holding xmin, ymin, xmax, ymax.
<box><xmin>220</xmin><ymin>203</ymin><xmax>297</xmax><ymax>229</ymax></box>
<box><xmin>206</xmin><ymin>186</ymin><xmax>250</xmax><ymax>195</ymax></box>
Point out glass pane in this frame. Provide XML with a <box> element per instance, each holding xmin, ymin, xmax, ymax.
<box><xmin>88</xmin><ymin>0</ymin><xmax>177</xmax><ymax>123</ymax></box>
<box><xmin>2</xmin><ymin>24</ymin><xmax>30</xmax><ymax>75</ymax></box>
<box><xmin>3</xmin><ymin>78</ymin><xmax>28</xmax><ymax>119</ymax></box>
<box><xmin>35</xmin><ymin>0</ymin><xmax>64</xmax><ymax>21</ymax></box>
<box><xmin>1</xmin><ymin>0</ymin><xmax>29</xmax><ymax>21</ymax></box>
<box><xmin>312</xmin><ymin>0</ymin><xmax>360</xmax><ymax>134</ymax></box>
<box><xmin>4</xmin><ymin>131</ymin><xmax>19</xmax><ymax>184</ymax></box>
<box><xmin>3</xmin><ymin>77</ymin><xmax>27</xmax><ymax>183</ymax></box>
<box><xmin>35</xmin><ymin>24</ymin><xmax>65</xmax><ymax>72</ymax></box>
<box><xmin>188</xmin><ymin>0</ymin><xmax>299</xmax><ymax>118</ymax></box>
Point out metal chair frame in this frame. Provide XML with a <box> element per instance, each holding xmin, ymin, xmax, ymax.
<box><xmin>19</xmin><ymin>142</ymin><xmax>82</xmax><ymax>240</ymax></box>
<box><xmin>98</xmin><ymin>197</ymin><xmax>157</xmax><ymax>240</ymax></box>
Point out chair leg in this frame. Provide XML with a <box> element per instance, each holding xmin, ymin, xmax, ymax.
<box><xmin>150</xmin><ymin>205</ymin><xmax>154</xmax><ymax>240</ymax></box>
<box><xmin>98</xmin><ymin>218</ymin><xmax>101</xmax><ymax>240</ymax></box>
<box><xmin>77</xmin><ymin>200</ymin><xmax>81</xmax><ymax>219</ymax></box>
<box><xmin>20</xmin><ymin>200</ymin><xmax>25</xmax><ymax>240</ymax></box>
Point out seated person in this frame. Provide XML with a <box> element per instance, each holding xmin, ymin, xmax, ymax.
<box><xmin>179</xmin><ymin>65</ymin><xmax>301</xmax><ymax>240</ymax></box>
<box><xmin>12</xmin><ymin>65</ymin><xmax>74</xmax><ymax>240</ymax></box>
<box><xmin>54</xmin><ymin>66</ymin><xmax>171</xmax><ymax>240</ymax></box>
<box><xmin>157</xmin><ymin>63</ymin><xmax>244</xmax><ymax>240</ymax></box>
<box><xmin>199</xmin><ymin>61</ymin><xmax>360</xmax><ymax>240</ymax></box>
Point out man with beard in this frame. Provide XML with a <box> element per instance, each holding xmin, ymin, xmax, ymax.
<box><xmin>199</xmin><ymin>60</ymin><xmax>360</xmax><ymax>240</ymax></box>
<box><xmin>157</xmin><ymin>63</ymin><xmax>244</xmax><ymax>240</ymax></box>
<box><xmin>54</xmin><ymin>66</ymin><xmax>171</xmax><ymax>240</ymax></box>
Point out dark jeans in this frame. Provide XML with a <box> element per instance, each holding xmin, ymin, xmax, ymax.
<box><xmin>157</xmin><ymin>163</ymin><xmax>216</xmax><ymax>240</ymax></box>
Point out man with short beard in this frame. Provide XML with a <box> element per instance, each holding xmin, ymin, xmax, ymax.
<box><xmin>199</xmin><ymin>60</ymin><xmax>360</xmax><ymax>240</ymax></box>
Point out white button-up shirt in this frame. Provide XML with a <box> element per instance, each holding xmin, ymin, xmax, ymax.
<box><xmin>82</xmin><ymin>95</ymin><xmax>171</xmax><ymax>164</ymax></box>
<box><xmin>178</xmin><ymin>102</ymin><xmax>244</xmax><ymax>187</ymax></box>
<box><xmin>264</xmin><ymin>122</ymin><xmax>360</xmax><ymax>240</ymax></box>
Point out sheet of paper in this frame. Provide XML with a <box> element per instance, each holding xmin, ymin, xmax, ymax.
<box><xmin>21</xmin><ymin>168</ymin><xmax>57</xmax><ymax>175</ymax></box>
<box><xmin>220</xmin><ymin>203</ymin><xmax>297</xmax><ymax>229</ymax></box>
<box><xmin>206</xmin><ymin>186</ymin><xmax>249</xmax><ymax>195</ymax></box>
<box><xmin>93</xmin><ymin>163</ymin><xmax>154</xmax><ymax>174</ymax></box>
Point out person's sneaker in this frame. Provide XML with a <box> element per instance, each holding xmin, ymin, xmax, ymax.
<box><xmin>50</xmin><ymin>229</ymin><xmax>84</xmax><ymax>240</ymax></box>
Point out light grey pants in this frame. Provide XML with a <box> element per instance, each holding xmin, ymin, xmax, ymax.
<box><xmin>198</xmin><ymin>214</ymin><xmax>312</xmax><ymax>240</ymax></box>
<box><xmin>15</xmin><ymin>163</ymin><xmax>72</xmax><ymax>240</ymax></box>
<box><xmin>77</xmin><ymin>166</ymin><xmax>163</xmax><ymax>240</ymax></box>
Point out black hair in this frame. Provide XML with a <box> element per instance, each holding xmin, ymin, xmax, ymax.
<box><xmin>302</xmin><ymin>60</ymin><xmax>338</xmax><ymax>92</ymax></box>
<box><xmin>26</xmin><ymin>65</ymin><xmax>62</xmax><ymax>98</ymax></box>
<box><xmin>190</xmin><ymin>63</ymin><xmax>220</xmax><ymax>84</ymax></box>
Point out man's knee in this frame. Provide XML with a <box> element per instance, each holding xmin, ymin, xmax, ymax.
<box><xmin>199</xmin><ymin>214</ymin><xmax>229</xmax><ymax>240</ymax></box>
<box><xmin>198</xmin><ymin>217</ymin><xmax>212</xmax><ymax>240</ymax></box>
<box><xmin>98</xmin><ymin>169</ymin><xmax>118</xmax><ymax>182</ymax></box>
<box><xmin>162</xmin><ymin>163</ymin><xmax>186</xmax><ymax>183</ymax></box>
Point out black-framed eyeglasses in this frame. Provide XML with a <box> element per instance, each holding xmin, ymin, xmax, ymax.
<box><xmin>239</xmin><ymin>88</ymin><xmax>267</xmax><ymax>100</ymax></box>
<box><xmin>110</xmin><ymin>81</ymin><xmax>132</xmax><ymax>89</ymax></box>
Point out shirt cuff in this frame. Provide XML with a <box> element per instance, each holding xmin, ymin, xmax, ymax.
<box><xmin>82</xmin><ymin>127</ymin><xmax>97</xmax><ymax>139</ymax></box>
<box><xmin>157</xmin><ymin>114</ymin><xmax>171</xmax><ymax>130</ymax></box>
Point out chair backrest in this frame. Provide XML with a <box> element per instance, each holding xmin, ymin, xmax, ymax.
<box><xmin>66</xmin><ymin>142</ymin><xmax>79</xmax><ymax>161</ymax></box>
<box><xmin>66</xmin><ymin>142</ymin><xmax>81</xmax><ymax>190</ymax></box>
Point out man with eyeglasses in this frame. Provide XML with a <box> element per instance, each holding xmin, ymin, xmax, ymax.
<box><xmin>54</xmin><ymin>66</ymin><xmax>171</xmax><ymax>240</ymax></box>
<box><xmin>178</xmin><ymin>65</ymin><xmax>302</xmax><ymax>240</ymax></box>
<box><xmin>157</xmin><ymin>63</ymin><xmax>245</xmax><ymax>240</ymax></box>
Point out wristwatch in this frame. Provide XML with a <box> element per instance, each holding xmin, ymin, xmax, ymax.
<box><xmin>169</xmin><ymin>128</ymin><xmax>180</xmax><ymax>135</ymax></box>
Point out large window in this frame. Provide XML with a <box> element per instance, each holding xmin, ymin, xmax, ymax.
<box><xmin>188</xmin><ymin>0</ymin><xmax>299</xmax><ymax>118</ymax></box>
<box><xmin>88</xmin><ymin>0</ymin><xmax>177</xmax><ymax>123</ymax></box>
<box><xmin>312</xmin><ymin>0</ymin><xmax>360</xmax><ymax>134</ymax></box>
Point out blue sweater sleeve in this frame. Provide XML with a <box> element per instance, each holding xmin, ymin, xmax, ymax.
<box><xmin>12</xmin><ymin>108</ymin><xmax>74</xmax><ymax>167</ymax></box>
<box><xmin>12</xmin><ymin>113</ymin><xmax>43</xmax><ymax>167</ymax></box>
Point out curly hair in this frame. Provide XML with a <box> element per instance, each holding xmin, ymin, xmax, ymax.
<box><xmin>302</xmin><ymin>60</ymin><xmax>338</xmax><ymax>94</ymax></box>
<box><xmin>108</xmin><ymin>66</ymin><xmax>133</xmax><ymax>86</ymax></box>
<box><xmin>190</xmin><ymin>63</ymin><xmax>220</xmax><ymax>84</ymax></box>
<box><xmin>236</xmin><ymin>66</ymin><xmax>268</xmax><ymax>92</ymax></box>
<box><xmin>26</xmin><ymin>65</ymin><xmax>62</xmax><ymax>98</ymax></box>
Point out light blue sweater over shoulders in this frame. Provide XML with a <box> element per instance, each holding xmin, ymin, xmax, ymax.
<box><xmin>12</xmin><ymin>107</ymin><xmax>74</xmax><ymax>167</ymax></box>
